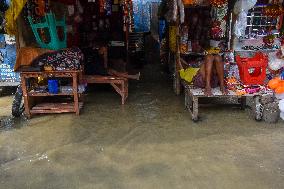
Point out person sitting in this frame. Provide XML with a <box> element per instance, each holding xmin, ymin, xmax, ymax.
<box><xmin>84</xmin><ymin>42</ymin><xmax>140</xmax><ymax>80</ymax></box>
<box><xmin>178</xmin><ymin>52</ymin><xmax>227</xmax><ymax>96</ymax></box>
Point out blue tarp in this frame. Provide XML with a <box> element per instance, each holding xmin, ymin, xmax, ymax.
<box><xmin>133</xmin><ymin>0</ymin><xmax>160</xmax><ymax>32</ymax></box>
<box><xmin>0</xmin><ymin>34</ymin><xmax>19</xmax><ymax>84</ymax></box>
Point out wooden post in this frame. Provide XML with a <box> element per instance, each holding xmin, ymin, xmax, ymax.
<box><xmin>174</xmin><ymin>18</ymin><xmax>181</xmax><ymax>95</ymax></box>
<box><xmin>73</xmin><ymin>72</ymin><xmax>79</xmax><ymax>115</ymax></box>
<box><xmin>21</xmin><ymin>74</ymin><xmax>31</xmax><ymax>118</ymax></box>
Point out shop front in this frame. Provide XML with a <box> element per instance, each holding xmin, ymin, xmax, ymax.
<box><xmin>159</xmin><ymin>0</ymin><xmax>284</xmax><ymax>122</ymax></box>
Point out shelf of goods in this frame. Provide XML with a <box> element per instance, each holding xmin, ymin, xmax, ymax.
<box><xmin>21</xmin><ymin>70</ymin><xmax>83</xmax><ymax>118</ymax></box>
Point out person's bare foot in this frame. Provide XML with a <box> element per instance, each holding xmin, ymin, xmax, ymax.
<box><xmin>204</xmin><ymin>86</ymin><xmax>212</xmax><ymax>96</ymax></box>
<box><xmin>220</xmin><ymin>86</ymin><xmax>228</xmax><ymax>95</ymax></box>
<box><xmin>129</xmin><ymin>72</ymin><xmax>140</xmax><ymax>80</ymax></box>
<box><xmin>136</xmin><ymin>72</ymin><xmax>141</xmax><ymax>80</ymax></box>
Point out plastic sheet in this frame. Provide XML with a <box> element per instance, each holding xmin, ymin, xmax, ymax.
<box><xmin>234</xmin><ymin>10</ymin><xmax>247</xmax><ymax>38</ymax></box>
<box><xmin>279</xmin><ymin>99</ymin><xmax>284</xmax><ymax>121</ymax></box>
<box><xmin>233</xmin><ymin>0</ymin><xmax>257</xmax><ymax>15</ymax></box>
<box><xmin>281</xmin><ymin>112</ymin><xmax>284</xmax><ymax>120</ymax></box>
<box><xmin>279</xmin><ymin>99</ymin><xmax>284</xmax><ymax>112</ymax></box>
<box><xmin>133</xmin><ymin>0</ymin><xmax>161</xmax><ymax>32</ymax></box>
<box><xmin>177</xmin><ymin>0</ymin><xmax>184</xmax><ymax>23</ymax></box>
<box><xmin>268</xmin><ymin>52</ymin><xmax>284</xmax><ymax>71</ymax></box>
<box><xmin>233</xmin><ymin>0</ymin><xmax>257</xmax><ymax>37</ymax></box>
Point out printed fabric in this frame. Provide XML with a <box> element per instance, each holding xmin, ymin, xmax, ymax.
<box><xmin>31</xmin><ymin>47</ymin><xmax>84</xmax><ymax>71</ymax></box>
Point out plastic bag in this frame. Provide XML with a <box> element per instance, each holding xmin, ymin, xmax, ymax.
<box><xmin>233</xmin><ymin>0</ymin><xmax>257</xmax><ymax>15</ymax></box>
<box><xmin>279</xmin><ymin>99</ymin><xmax>284</xmax><ymax>112</ymax></box>
<box><xmin>280</xmin><ymin>98</ymin><xmax>284</xmax><ymax>121</ymax></box>
<box><xmin>177</xmin><ymin>0</ymin><xmax>185</xmax><ymax>23</ymax></box>
<box><xmin>234</xmin><ymin>10</ymin><xmax>247</xmax><ymax>37</ymax></box>
<box><xmin>268</xmin><ymin>52</ymin><xmax>284</xmax><ymax>71</ymax></box>
<box><xmin>179</xmin><ymin>68</ymin><xmax>200</xmax><ymax>83</ymax></box>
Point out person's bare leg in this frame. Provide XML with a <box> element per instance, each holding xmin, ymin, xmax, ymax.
<box><xmin>108</xmin><ymin>69</ymin><xmax>140</xmax><ymax>80</ymax></box>
<box><xmin>204</xmin><ymin>55</ymin><xmax>214</xmax><ymax>96</ymax></box>
<box><xmin>198</xmin><ymin>63</ymin><xmax>206</xmax><ymax>79</ymax></box>
<box><xmin>214</xmin><ymin>55</ymin><xmax>227</xmax><ymax>94</ymax></box>
<box><xmin>98</xmin><ymin>46</ymin><xmax>108</xmax><ymax>69</ymax></box>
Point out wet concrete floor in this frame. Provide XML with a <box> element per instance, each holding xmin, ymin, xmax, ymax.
<box><xmin>0</xmin><ymin>65</ymin><xmax>284</xmax><ymax>189</ymax></box>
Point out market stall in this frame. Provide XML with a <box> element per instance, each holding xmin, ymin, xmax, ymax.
<box><xmin>4</xmin><ymin>0</ymin><xmax>136</xmax><ymax>117</ymax></box>
<box><xmin>159</xmin><ymin>0</ymin><xmax>284</xmax><ymax>122</ymax></box>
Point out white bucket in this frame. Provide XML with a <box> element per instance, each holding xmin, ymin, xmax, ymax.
<box><xmin>279</xmin><ymin>100</ymin><xmax>284</xmax><ymax>112</ymax></box>
<box><xmin>280</xmin><ymin>112</ymin><xmax>284</xmax><ymax>121</ymax></box>
<box><xmin>275</xmin><ymin>93</ymin><xmax>284</xmax><ymax>100</ymax></box>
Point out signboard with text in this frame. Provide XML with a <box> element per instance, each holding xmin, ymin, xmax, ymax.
<box><xmin>0</xmin><ymin>34</ymin><xmax>19</xmax><ymax>86</ymax></box>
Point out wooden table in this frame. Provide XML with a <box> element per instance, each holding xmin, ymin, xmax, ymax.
<box><xmin>182</xmin><ymin>80</ymin><xmax>274</xmax><ymax>122</ymax></box>
<box><xmin>21</xmin><ymin>70</ymin><xmax>83</xmax><ymax>118</ymax></box>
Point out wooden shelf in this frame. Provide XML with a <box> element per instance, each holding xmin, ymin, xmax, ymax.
<box><xmin>30</xmin><ymin>102</ymin><xmax>83</xmax><ymax>114</ymax></box>
<box><xmin>21</xmin><ymin>70</ymin><xmax>83</xmax><ymax>118</ymax></box>
<box><xmin>28</xmin><ymin>92</ymin><xmax>74</xmax><ymax>96</ymax></box>
<box><xmin>20</xmin><ymin>70</ymin><xmax>82</xmax><ymax>78</ymax></box>
<box><xmin>28</xmin><ymin>92</ymin><xmax>83</xmax><ymax>96</ymax></box>
<box><xmin>235</xmin><ymin>49</ymin><xmax>278</xmax><ymax>52</ymax></box>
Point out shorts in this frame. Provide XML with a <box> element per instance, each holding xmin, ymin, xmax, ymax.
<box><xmin>192</xmin><ymin>72</ymin><xmax>219</xmax><ymax>88</ymax></box>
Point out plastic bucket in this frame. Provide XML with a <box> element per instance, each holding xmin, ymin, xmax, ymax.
<box><xmin>48</xmin><ymin>79</ymin><xmax>59</xmax><ymax>94</ymax></box>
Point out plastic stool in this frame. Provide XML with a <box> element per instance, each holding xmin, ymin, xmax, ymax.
<box><xmin>28</xmin><ymin>13</ymin><xmax>66</xmax><ymax>50</ymax></box>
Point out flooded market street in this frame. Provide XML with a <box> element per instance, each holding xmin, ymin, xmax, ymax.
<box><xmin>0</xmin><ymin>65</ymin><xmax>284</xmax><ymax>189</ymax></box>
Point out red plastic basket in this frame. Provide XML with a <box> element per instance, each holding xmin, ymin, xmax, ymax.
<box><xmin>236</xmin><ymin>52</ymin><xmax>268</xmax><ymax>85</ymax></box>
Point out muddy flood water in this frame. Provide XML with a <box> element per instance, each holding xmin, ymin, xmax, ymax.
<box><xmin>0</xmin><ymin>65</ymin><xmax>284</xmax><ymax>189</ymax></box>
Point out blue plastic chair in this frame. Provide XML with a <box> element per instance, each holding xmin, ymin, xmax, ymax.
<box><xmin>28</xmin><ymin>13</ymin><xmax>67</xmax><ymax>50</ymax></box>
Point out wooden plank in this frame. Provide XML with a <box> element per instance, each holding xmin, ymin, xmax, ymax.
<box><xmin>21</xmin><ymin>76</ymin><xmax>31</xmax><ymax>118</ymax></box>
<box><xmin>28</xmin><ymin>92</ymin><xmax>75</xmax><ymax>96</ymax></box>
<box><xmin>30</xmin><ymin>109</ymin><xmax>75</xmax><ymax>114</ymax></box>
<box><xmin>84</xmin><ymin>75</ymin><xmax>126</xmax><ymax>84</ymax></box>
<box><xmin>31</xmin><ymin>102</ymin><xmax>83</xmax><ymax>112</ymax></box>
<box><xmin>73</xmin><ymin>73</ymin><xmax>79</xmax><ymax>115</ymax></box>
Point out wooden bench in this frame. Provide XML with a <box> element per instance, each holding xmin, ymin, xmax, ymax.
<box><xmin>182</xmin><ymin>80</ymin><xmax>275</xmax><ymax>122</ymax></box>
<box><xmin>182</xmin><ymin>80</ymin><xmax>247</xmax><ymax>122</ymax></box>
<box><xmin>84</xmin><ymin>75</ymin><xmax>128</xmax><ymax>105</ymax></box>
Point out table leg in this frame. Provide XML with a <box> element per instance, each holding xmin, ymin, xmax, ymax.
<box><xmin>240</xmin><ymin>96</ymin><xmax>246</xmax><ymax>110</ymax></box>
<box><xmin>254</xmin><ymin>95</ymin><xmax>263</xmax><ymax>121</ymax></box>
<box><xmin>192</xmin><ymin>96</ymin><xmax>199</xmax><ymax>122</ymax></box>
<box><xmin>185</xmin><ymin>88</ymin><xmax>192</xmax><ymax>111</ymax></box>
<box><xmin>73</xmin><ymin>73</ymin><xmax>79</xmax><ymax>115</ymax></box>
<box><xmin>21</xmin><ymin>75</ymin><xmax>31</xmax><ymax>118</ymax></box>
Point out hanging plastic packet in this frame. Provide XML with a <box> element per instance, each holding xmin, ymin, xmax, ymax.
<box><xmin>281</xmin><ymin>71</ymin><xmax>284</xmax><ymax>80</ymax></box>
<box><xmin>180</xmin><ymin>25</ymin><xmax>189</xmax><ymax>54</ymax></box>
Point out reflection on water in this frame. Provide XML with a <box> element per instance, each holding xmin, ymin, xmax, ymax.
<box><xmin>0</xmin><ymin>65</ymin><xmax>284</xmax><ymax>188</ymax></box>
<box><xmin>0</xmin><ymin>116</ymin><xmax>28</xmax><ymax>131</ymax></box>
